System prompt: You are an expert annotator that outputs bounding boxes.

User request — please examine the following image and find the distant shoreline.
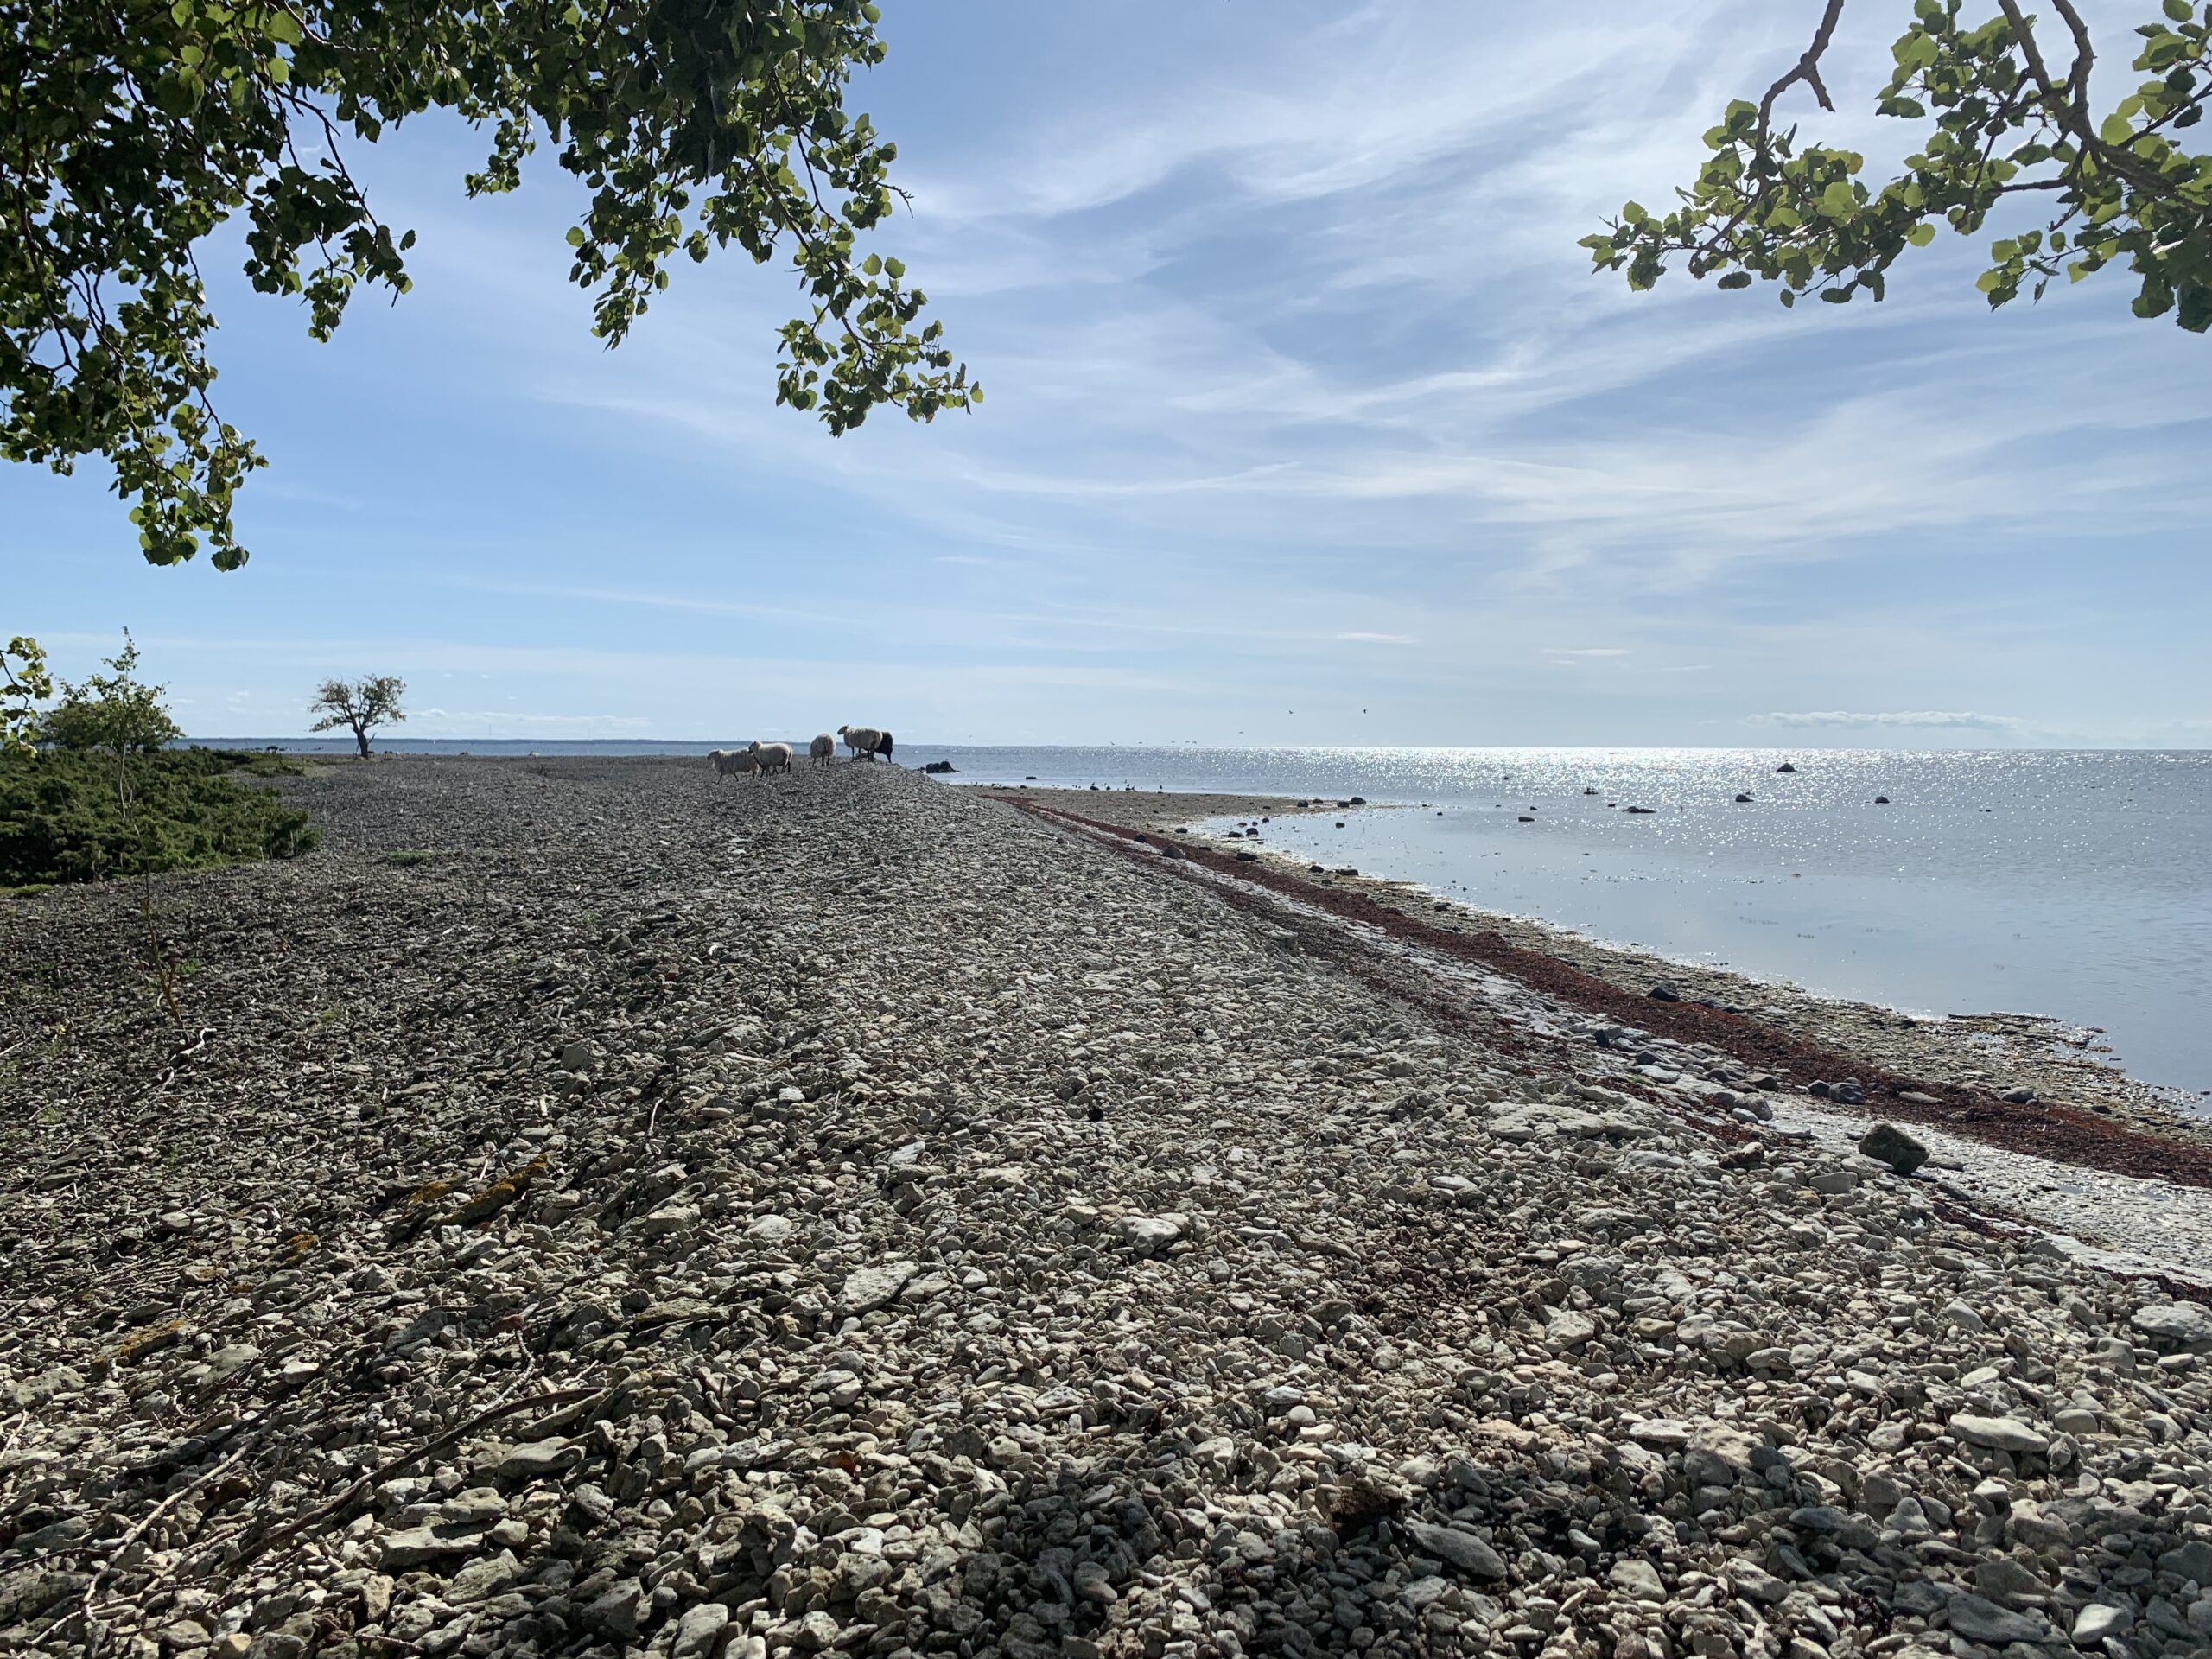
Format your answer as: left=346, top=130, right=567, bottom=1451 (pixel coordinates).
left=1001, top=785, right=2212, bottom=1138
left=181, top=737, right=2212, bottom=754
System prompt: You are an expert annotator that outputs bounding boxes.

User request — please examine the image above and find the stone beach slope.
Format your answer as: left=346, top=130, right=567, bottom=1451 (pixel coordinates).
left=1000, top=790, right=2208, bottom=1157
left=1, top=756, right=2209, bottom=1659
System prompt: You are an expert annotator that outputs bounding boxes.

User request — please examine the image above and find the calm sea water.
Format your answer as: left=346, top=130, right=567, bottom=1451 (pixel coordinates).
left=199, top=740, right=2211, bottom=1099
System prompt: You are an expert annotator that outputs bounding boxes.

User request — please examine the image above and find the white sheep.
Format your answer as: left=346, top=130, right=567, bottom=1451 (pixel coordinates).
left=838, top=724, right=884, bottom=760
left=709, top=748, right=759, bottom=779
left=748, top=740, right=795, bottom=775
left=809, top=733, right=835, bottom=764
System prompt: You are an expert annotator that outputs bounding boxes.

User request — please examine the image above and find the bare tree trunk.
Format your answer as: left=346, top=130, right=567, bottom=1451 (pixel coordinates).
left=354, top=721, right=371, bottom=759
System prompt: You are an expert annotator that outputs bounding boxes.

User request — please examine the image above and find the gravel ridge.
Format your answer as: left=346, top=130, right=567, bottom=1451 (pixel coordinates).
left=2, top=757, right=2209, bottom=1659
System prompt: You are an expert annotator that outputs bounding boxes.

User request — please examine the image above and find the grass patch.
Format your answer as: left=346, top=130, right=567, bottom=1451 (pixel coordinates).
left=380, top=849, right=438, bottom=868
left=0, top=747, right=318, bottom=887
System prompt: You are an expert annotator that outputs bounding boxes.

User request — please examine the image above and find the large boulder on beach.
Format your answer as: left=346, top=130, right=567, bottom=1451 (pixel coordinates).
left=1859, top=1121, right=1929, bottom=1175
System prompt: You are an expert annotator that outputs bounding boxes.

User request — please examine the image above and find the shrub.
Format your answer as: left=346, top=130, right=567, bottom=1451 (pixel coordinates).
left=0, top=748, right=317, bottom=887
left=39, top=630, right=181, bottom=765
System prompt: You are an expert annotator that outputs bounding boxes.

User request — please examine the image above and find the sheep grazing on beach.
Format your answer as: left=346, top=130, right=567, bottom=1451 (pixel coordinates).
left=809, top=734, right=835, bottom=765
left=709, top=748, right=759, bottom=779
left=838, top=724, right=884, bottom=760
left=748, top=740, right=795, bottom=775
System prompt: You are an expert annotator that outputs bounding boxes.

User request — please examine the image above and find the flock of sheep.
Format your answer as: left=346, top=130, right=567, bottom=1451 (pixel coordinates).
left=708, top=723, right=893, bottom=779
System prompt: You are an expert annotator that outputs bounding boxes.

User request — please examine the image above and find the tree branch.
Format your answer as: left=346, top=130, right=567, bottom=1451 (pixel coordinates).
left=1992, top=0, right=2166, bottom=194
left=2045, top=0, right=2098, bottom=106
left=1757, top=0, right=1849, bottom=152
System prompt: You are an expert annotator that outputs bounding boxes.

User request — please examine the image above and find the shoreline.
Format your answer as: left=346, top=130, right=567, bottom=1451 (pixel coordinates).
left=995, top=787, right=2209, bottom=1148
left=6, top=757, right=2210, bottom=1659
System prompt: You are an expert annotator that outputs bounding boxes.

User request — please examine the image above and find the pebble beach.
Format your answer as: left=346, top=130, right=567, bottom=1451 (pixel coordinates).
left=4, top=757, right=2211, bottom=1659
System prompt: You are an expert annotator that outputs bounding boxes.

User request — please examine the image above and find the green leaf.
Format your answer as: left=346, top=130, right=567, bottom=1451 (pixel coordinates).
left=1716, top=270, right=1753, bottom=289
left=2164, top=0, right=2191, bottom=18
left=861, top=251, right=881, bottom=276
left=1819, top=180, right=1858, bottom=217
left=1907, top=223, right=1936, bottom=246
left=565, top=226, right=586, bottom=247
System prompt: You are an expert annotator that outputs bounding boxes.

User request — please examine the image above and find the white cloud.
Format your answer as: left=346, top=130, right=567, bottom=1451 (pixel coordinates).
left=1750, top=710, right=2030, bottom=733
left=408, top=709, right=656, bottom=735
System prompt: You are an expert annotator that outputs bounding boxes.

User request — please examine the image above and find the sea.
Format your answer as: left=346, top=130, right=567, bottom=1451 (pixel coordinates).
left=198, top=739, right=2212, bottom=1101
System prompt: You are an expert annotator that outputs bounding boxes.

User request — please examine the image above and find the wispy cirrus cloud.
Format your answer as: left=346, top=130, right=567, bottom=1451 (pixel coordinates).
left=1750, top=710, right=2030, bottom=733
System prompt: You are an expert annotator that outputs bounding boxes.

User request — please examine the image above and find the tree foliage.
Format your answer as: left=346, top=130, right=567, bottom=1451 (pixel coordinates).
left=308, top=673, right=405, bottom=756
left=2, top=637, right=52, bottom=753
left=2, top=0, right=976, bottom=575
left=40, top=631, right=184, bottom=785
left=1584, top=1, right=2212, bottom=328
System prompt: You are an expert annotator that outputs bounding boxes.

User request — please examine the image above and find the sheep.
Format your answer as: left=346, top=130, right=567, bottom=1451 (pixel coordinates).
left=877, top=730, right=894, bottom=764
left=748, top=740, right=795, bottom=775
left=709, top=747, right=758, bottom=779
left=809, top=733, right=835, bottom=765
left=837, top=724, right=884, bottom=760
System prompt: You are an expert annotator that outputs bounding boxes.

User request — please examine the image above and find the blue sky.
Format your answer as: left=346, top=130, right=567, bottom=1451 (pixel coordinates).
left=10, top=0, right=2209, bottom=747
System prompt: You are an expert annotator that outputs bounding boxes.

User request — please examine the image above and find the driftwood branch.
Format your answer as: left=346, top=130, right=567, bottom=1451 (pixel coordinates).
left=79, top=1435, right=263, bottom=1655
left=237, top=1384, right=600, bottom=1565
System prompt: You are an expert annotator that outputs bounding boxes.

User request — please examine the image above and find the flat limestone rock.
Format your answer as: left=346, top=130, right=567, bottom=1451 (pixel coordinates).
left=1949, top=1414, right=2049, bottom=1455
left=840, top=1261, right=917, bottom=1315
left=1489, top=1103, right=1610, bottom=1142
left=1607, top=1559, right=1665, bottom=1601
left=1117, top=1214, right=1189, bottom=1255
left=378, top=1527, right=487, bottom=1570
left=1943, top=1593, right=2050, bottom=1645
left=1543, top=1307, right=1596, bottom=1349
left=1401, top=1519, right=1505, bottom=1580
left=2131, top=1301, right=2212, bottom=1347
left=492, top=1439, right=581, bottom=1483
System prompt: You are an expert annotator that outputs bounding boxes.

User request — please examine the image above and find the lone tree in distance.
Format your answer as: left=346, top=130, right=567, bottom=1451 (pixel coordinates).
left=1584, top=0, right=2212, bottom=328
left=310, top=677, right=406, bottom=759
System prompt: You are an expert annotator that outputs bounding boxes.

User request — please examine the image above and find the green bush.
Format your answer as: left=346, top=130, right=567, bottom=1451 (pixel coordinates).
left=38, top=629, right=182, bottom=758
left=0, top=748, right=317, bottom=887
